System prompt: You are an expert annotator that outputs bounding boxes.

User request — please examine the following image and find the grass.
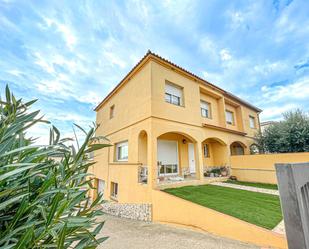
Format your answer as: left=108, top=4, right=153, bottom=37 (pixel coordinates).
left=225, top=180, right=278, bottom=190
left=163, top=184, right=282, bottom=229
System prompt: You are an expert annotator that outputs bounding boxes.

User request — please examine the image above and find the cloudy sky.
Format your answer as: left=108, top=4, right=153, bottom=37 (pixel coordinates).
left=0, top=0, right=308, bottom=144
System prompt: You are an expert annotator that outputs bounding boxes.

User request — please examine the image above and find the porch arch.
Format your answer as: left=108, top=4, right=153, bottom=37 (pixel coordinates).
left=230, top=141, right=246, bottom=155
left=157, top=131, right=198, bottom=179
left=202, top=137, right=229, bottom=168
left=250, top=143, right=260, bottom=154
left=138, top=130, right=148, bottom=165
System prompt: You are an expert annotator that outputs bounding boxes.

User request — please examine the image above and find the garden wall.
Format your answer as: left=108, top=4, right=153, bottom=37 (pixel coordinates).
left=230, top=152, right=309, bottom=184
left=151, top=190, right=287, bottom=248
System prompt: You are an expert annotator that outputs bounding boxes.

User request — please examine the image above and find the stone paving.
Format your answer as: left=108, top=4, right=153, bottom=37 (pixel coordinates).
left=210, top=182, right=279, bottom=196
left=272, top=220, right=285, bottom=235
left=98, top=215, right=258, bottom=249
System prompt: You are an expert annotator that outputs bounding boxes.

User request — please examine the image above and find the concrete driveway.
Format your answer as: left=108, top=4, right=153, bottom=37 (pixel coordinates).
left=98, top=215, right=259, bottom=249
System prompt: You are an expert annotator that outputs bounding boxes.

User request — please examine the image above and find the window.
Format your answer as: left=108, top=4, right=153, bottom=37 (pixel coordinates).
left=116, top=141, right=128, bottom=161
left=110, top=105, right=115, bottom=119
left=226, top=110, right=234, bottom=125
left=203, top=144, right=210, bottom=158
left=165, top=82, right=183, bottom=106
left=249, top=116, right=256, bottom=128
left=111, top=182, right=118, bottom=199
left=201, top=101, right=211, bottom=118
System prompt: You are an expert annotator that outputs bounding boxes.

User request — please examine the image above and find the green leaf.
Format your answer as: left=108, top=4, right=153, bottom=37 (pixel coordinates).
left=46, top=192, right=63, bottom=226
left=15, top=226, right=34, bottom=249
left=57, top=222, right=67, bottom=249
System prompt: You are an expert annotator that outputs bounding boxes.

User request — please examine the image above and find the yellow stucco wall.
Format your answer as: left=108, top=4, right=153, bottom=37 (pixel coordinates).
left=152, top=190, right=287, bottom=249
left=231, top=152, right=309, bottom=184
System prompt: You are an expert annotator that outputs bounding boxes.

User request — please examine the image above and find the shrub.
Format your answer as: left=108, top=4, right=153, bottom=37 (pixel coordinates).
left=256, top=109, right=309, bottom=153
left=0, top=86, right=109, bottom=248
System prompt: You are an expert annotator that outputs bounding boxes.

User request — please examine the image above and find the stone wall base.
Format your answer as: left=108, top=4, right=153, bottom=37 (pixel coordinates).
left=101, top=202, right=152, bottom=222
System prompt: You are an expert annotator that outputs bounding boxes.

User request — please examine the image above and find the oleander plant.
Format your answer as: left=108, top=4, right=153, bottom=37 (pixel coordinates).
left=0, top=85, right=109, bottom=248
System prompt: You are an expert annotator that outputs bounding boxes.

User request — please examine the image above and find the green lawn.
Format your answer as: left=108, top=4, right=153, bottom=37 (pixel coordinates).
left=163, top=184, right=282, bottom=229
left=225, top=180, right=278, bottom=190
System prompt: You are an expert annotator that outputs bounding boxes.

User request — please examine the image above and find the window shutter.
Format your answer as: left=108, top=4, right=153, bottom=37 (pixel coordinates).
left=165, top=84, right=182, bottom=98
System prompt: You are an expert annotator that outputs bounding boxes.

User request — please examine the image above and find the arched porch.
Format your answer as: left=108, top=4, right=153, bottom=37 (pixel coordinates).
left=201, top=137, right=229, bottom=174
left=156, top=132, right=199, bottom=183
left=230, top=141, right=246, bottom=155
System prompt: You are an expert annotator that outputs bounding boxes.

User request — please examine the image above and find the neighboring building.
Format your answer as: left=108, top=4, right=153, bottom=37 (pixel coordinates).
left=92, top=51, right=261, bottom=203
left=260, top=121, right=276, bottom=133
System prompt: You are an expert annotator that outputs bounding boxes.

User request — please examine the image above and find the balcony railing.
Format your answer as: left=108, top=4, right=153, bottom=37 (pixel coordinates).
left=138, top=166, right=148, bottom=184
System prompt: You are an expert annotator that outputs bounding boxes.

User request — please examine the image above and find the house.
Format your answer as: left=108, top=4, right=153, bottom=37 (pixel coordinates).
left=92, top=50, right=261, bottom=204
left=260, top=121, right=276, bottom=133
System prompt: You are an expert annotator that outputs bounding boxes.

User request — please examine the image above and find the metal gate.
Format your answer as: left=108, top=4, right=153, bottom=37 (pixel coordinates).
left=275, top=162, right=309, bottom=249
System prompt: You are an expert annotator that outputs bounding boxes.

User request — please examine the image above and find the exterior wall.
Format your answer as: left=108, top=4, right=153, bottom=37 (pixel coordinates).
left=243, top=106, right=260, bottom=137
left=95, top=62, right=152, bottom=136
left=93, top=119, right=153, bottom=204
left=231, top=152, right=309, bottom=184
left=200, top=92, right=220, bottom=126
left=150, top=60, right=259, bottom=137
left=152, top=190, right=287, bottom=249
left=225, top=102, right=239, bottom=131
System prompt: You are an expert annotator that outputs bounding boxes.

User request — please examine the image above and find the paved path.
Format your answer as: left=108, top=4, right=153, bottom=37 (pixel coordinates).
left=272, top=220, right=285, bottom=235
left=98, top=215, right=258, bottom=249
left=210, top=182, right=279, bottom=196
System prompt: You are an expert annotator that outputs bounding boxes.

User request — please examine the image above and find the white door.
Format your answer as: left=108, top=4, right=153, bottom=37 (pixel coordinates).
left=188, top=143, right=196, bottom=173
left=97, top=179, right=105, bottom=198
left=157, top=140, right=178, bottom=175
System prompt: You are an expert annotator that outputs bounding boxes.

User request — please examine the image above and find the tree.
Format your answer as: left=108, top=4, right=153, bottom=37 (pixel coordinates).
left=256, top=109, right=309, bottom=153
left=0, top=86, right=109, bottom=248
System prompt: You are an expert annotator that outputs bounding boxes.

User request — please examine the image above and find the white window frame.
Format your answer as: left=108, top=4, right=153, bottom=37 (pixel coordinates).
left=249, top=116, right=256, bottom=128
left=226, top=110, right=234, bottom=125
left=115, top=141, right=128, bottom=162
left=111, top=182, right=118, bottom=199
left=201, top=101, right=211, bottom=118
left=165, top=82, right=183, bottom=106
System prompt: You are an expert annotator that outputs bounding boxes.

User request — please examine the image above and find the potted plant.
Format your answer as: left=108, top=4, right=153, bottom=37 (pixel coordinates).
left=220, top=166, right=228, bottom=177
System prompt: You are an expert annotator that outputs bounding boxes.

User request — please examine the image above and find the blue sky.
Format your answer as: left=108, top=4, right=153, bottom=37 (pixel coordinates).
left=0, top=0, right=309, bottom=144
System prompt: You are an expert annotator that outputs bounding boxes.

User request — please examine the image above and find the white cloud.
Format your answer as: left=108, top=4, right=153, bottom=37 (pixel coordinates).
left=220, top=49, right=232, bottom=61
left=34, top=52, right=55, bottom=74
left=261, top=77, right=309, bottom=102
left=253, top=60, right=289, bottom=76
left=260, top=103, right=298, bottom=121
left=228, top=11, right=245, bottom=29
left=42, top=17, right=77, bottom=50
left=103, top=51, right=127, bottom=69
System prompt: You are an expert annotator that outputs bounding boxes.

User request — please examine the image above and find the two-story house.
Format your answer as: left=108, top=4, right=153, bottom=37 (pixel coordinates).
left=92, top=51, right=261, bottom=204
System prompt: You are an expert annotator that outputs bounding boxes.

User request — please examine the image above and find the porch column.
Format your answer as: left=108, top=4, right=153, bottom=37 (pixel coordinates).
left=148, top=133, right=158, bottom=189
left=195, top=140, right=204, bottom=180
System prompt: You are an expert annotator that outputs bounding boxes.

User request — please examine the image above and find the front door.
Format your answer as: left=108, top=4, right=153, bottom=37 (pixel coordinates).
left=157, top=140, right=178, bottom=176
left=188, top=143, right=196, bottom=173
